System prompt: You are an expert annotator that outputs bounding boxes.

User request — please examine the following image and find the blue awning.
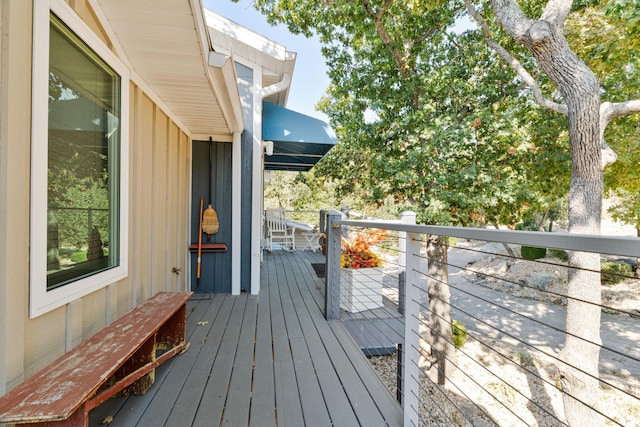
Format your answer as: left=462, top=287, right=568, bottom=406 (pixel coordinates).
left=262, top=101, right=337, bottom=172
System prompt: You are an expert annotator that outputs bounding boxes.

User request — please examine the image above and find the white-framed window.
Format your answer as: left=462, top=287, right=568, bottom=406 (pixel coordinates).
left=30, top=0, right=129, bottom=318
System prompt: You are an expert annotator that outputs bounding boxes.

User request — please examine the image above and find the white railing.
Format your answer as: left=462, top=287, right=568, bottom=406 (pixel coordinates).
left=324, top=210, right=640, bottom=426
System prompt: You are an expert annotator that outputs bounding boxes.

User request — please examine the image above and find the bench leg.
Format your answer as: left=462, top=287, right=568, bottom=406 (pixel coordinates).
left=157, top=303, right=187, bottom=350
left=86, top=341, right=185, bottom=413
left=116, top=337, right=157, bottom=395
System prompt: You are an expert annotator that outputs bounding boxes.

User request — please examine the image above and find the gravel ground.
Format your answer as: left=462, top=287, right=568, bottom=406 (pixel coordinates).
left=369, top=239, right=640, bottom=426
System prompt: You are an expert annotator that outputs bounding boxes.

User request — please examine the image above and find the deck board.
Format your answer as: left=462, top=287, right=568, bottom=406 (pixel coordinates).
left=249, top=267, right=277, bottom=427
left=269, top=253, right=306, bottom=426
left=330, top=322, right=404, bottom=427
left=277, top=255, right=333, bottom=426
left=140, top=294, right=227, bottom=426
left=88, top=250, right=402, bottom=427
left=192, top=296, right=247, bottom=426
left=343, top=317, right=404, bottom=356
left=221, top=296, right=258, bottom=426
left=287, top=252, right=370, bottom=426
left=162, top=294, right=233, bottom=426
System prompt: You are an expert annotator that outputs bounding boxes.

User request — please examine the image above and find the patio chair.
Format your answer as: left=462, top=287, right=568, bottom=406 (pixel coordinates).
left=265, top=209, right=295, bottom=251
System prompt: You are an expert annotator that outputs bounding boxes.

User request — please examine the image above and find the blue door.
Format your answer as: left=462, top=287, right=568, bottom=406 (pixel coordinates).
left=190, top=140, right=232, bottom=293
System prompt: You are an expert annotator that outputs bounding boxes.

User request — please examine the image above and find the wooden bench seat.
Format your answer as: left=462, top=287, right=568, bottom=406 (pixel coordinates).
left=0, top=291, right=192, bottom=426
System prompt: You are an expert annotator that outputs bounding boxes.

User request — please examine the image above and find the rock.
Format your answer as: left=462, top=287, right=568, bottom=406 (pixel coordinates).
left=459, top=407, right=494, bottom=427
left=492, top=260, right=508, bottom=275
left=525, top=274, right=555, bottom=291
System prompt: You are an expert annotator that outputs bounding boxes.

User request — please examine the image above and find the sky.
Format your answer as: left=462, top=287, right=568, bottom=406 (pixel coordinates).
left=203, top=1, right=475, bottom=122
left=203, top=0, right=330, bottom=121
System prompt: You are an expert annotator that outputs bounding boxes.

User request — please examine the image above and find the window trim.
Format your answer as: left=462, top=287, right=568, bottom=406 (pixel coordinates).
left=30, top=0, right=129, bottom=318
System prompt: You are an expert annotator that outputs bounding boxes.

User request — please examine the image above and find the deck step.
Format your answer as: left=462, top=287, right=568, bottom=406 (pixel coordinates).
left=342, top=317, right=404, bottom=357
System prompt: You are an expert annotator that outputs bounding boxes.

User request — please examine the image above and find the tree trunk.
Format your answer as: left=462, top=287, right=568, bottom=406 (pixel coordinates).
left=491, top=3, right=605, bottom=425
left=426, top=235, right=456, bottom=385
left=535, top=39, right=605, bottom=427
left=492, top=223, right=516, bottom=258
left=536, top=39, right=604, bottom=427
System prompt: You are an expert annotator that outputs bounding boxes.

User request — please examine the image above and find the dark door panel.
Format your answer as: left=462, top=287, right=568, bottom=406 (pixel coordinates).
left=190, top=140, right=232, bottom=293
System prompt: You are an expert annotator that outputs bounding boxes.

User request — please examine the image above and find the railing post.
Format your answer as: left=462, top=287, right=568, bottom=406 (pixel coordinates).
left=325, top=210, right=342, bottom=320
left=403, top=231, right=421, bottom=426
left=398, top=211, right=416, bottom=315
left=319, top=209, right=326, bottom=234
left=340, top=207, right=350, bottom=238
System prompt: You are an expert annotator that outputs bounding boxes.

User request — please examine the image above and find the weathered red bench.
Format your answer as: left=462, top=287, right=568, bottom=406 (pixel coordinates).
left=0, top=291, right=192, bottom=426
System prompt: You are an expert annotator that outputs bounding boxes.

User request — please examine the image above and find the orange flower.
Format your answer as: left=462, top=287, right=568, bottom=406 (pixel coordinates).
left=340, top=230, right=389, bottom=269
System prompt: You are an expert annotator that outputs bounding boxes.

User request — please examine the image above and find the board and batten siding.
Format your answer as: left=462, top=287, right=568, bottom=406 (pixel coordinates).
left=126, top=83, right=191, bottom=315
left=0, top=1, right=191, bottom=394
left=190, top=140, right=233, bottom=293
left=0, top=0, right=33, bottom=394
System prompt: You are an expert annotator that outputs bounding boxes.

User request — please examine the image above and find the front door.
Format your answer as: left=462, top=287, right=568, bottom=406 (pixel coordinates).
left=190, top=140, right=232, bottom=293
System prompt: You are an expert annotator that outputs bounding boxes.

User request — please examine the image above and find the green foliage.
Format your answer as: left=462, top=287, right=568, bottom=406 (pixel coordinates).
left=607, top=191, right=640, bottom=230
left=255, top=0, right=575, bottom=228
left=517, top=218, right=550, bottom=260
left=70, top=251, right=87, bottom=263
left=48, top=118, right=110, bottom=252
left=549, top=249, right=569, bottom=262
left=520, top=246, right=547, bottom=260
left=451, top=319, right=467, bottom=348
left=515, top=219, right=539, bottom=231
left=604, top=0, right=640, bottom=52
left=601, top=261, right=633, bottom=284
left=512, top=350, right=535, bottom=368
left=254, top=0, right=636, bottom=233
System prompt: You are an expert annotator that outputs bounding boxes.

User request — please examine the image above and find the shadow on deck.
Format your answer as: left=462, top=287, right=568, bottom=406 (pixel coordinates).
left=89, top=250, right=402, bottom=426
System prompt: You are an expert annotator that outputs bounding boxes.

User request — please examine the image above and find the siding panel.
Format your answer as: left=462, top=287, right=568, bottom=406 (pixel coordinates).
left=152, top=109, right=168, bottom=292
left=0, top=2, right=193, bottom=395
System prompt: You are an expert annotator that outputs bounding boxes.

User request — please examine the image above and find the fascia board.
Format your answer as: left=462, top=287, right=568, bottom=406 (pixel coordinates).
left=205, top=8, right=289, bottom=62
left=207, top=51, right=245, bottom=133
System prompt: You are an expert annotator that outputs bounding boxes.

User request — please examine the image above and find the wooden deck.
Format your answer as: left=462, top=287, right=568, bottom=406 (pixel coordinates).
left=88, top=250, right=402, bottom=426
left=341, top=289, right=404, bottom=357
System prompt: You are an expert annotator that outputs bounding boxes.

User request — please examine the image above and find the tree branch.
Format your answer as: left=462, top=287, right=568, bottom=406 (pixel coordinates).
left=362, top=0, right=409, bottom=75
left=490, top=0, right=531, bottom=41
left=599, top=100, right=640, bottom=168
left=540, top=0, right=572, bottom=26
left=464, top=0, right=568, bottom=116
left=601, top=100, right=640, bottom=126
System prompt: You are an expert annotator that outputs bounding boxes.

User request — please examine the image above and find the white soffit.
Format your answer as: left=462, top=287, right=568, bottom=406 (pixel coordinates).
left=94, top=0, right=241, bottom=138
left=205, top=9, right=296, bottom=107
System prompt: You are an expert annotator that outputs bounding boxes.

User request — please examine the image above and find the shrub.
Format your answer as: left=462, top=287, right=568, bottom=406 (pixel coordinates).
left=601, top=261, right=633, bottom=284
left=512, top=350, right=535, bottom=368
left=549, top=248, right=568, bottom=262
left=521, top=246, right=547, bottom=260
left=70, top=251, right=87, bottom=263
left=451, top=319, right=467, bottom=348
left=515, top=219, right=538, bottom=231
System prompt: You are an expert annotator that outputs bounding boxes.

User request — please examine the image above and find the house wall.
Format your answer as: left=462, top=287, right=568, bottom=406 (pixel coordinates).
left=0, top=0, right=191, bottom=393
left=0, top=0, right=32, bottom=394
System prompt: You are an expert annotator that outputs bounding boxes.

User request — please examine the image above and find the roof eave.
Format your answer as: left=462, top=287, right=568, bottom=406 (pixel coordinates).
left=192, top=0, right=244, bottom=133
left=92, top=0, right=242, bottom=139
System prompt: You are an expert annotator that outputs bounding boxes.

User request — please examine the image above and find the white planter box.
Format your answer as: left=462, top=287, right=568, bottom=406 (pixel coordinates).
left=340, top=267, right=383, bottom=313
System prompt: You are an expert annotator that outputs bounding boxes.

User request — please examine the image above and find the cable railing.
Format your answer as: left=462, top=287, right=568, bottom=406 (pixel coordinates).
left=322, top=210, right=640, bottom=426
